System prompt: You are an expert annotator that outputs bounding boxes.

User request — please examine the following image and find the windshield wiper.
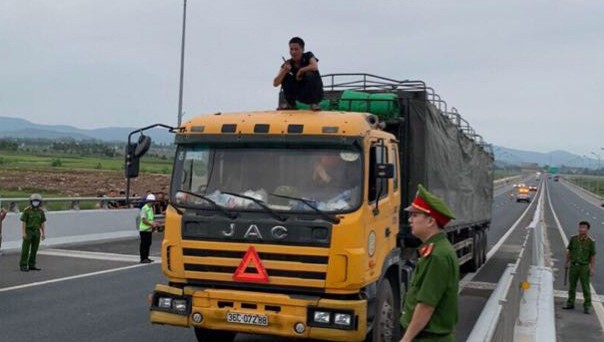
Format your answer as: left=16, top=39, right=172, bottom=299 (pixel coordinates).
left=269, top=193, right=340, bottom=224
left=175, top=190, right=238, bottom=219
left=221, top=191, right=287, bottom=222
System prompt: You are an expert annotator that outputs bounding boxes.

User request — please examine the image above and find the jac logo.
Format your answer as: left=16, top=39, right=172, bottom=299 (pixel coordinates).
left=221, top=223, right=288, bottom=240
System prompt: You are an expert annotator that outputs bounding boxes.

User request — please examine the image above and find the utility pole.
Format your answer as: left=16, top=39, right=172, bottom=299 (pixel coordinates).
left=592, top=151, right=601, bottom=195
left=177, top=0, right=188, bottom=127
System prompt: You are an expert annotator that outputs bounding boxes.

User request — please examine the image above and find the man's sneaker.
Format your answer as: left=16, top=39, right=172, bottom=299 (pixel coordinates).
left=20, top=267, right=29, bottom=272
left=584, top=307, right=591, bottom=314
left=562, top=304, right=574, bottom=310
left=29, top=266, right=42, bottom=271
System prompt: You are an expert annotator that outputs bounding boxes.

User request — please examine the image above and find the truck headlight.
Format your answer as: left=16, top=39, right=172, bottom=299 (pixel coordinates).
left=334, top=313, right=352, bottom=326
left=172, top=299, right=187, bottom=313
left=313, top=311, right=330, bottom=324
left=158, top=297, right=172, bottom=309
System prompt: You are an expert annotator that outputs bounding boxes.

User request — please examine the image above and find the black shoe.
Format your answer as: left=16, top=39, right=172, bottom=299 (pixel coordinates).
left=584, top=307, right=590, bottom=314
left=562, top=304, right=574, bottom=310
left=140, top=259, right=153, bottom=264
left=20, top=267, right=29, bottom=272
left=29, top=266, right=41, bottom=271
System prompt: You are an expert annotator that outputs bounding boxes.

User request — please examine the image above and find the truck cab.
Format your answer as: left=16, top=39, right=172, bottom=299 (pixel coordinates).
left=151, top=110, right=402, bottom=341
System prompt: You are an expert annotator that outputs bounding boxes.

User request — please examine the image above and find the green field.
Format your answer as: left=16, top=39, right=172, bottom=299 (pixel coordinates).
left=0, top=151, right=173, bottom=174
left=494, top=170, right=520, bottom=180
left=567, top=177, right=604, bottom=197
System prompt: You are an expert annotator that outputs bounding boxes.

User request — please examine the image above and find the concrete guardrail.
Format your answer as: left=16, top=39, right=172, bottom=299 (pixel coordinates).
left=467, top=186, right=556, bottom=341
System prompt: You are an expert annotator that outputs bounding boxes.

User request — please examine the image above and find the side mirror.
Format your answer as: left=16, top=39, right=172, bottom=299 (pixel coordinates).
left=376, top=163, right=395, bottom=179
left=134, top=135, right=152, bottom=158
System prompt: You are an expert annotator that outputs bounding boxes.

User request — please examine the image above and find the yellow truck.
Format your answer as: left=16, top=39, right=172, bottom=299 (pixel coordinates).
left=127, top=74, right=494, bottom=341
left=515, top=186, right=532, bottom=203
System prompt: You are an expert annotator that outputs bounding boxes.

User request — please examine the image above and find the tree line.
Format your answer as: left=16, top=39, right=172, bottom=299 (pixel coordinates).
left=0, top=137, right=174, bottom=159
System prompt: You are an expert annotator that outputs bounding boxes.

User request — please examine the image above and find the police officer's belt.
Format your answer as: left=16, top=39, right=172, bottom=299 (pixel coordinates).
left=404, top=330, right=450, bottom=339
left=572, top=262, right=588, bottom=266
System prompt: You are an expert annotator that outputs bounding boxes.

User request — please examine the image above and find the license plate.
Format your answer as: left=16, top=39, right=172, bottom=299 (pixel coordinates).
left=226, top=312, right=268, bottom=326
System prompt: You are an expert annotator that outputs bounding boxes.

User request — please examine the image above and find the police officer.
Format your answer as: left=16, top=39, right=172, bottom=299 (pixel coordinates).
left=400, top=185, right=458, bottom=342
left=0, top=205, right=7, bottom=256
left=20, top=193, right=46, bottom=272
left=139, top=194, right=159, bottom=263
left=563, top=220, right=596, bottom=314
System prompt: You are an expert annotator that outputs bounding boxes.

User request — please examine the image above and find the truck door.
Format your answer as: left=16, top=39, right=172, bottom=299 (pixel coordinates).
left=365, top=141, right=397, bottom=277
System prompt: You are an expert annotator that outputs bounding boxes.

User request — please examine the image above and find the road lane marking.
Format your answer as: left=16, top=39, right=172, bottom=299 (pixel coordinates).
left=460, top=185, right=540, bottom=288
left=0, top=263, right=156, bottom=293
left=553, top=290, right=604, bottom=303
left=39, top=249, right=142, bottom=262
left=546, top=184, right=604, bottom=330
left=459, top=281, right=497, bottom=291
left=487, top=191, right=538, bottom=260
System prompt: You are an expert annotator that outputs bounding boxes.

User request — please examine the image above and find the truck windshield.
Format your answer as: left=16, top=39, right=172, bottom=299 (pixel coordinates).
left=173, top=145, right=362, bottom=214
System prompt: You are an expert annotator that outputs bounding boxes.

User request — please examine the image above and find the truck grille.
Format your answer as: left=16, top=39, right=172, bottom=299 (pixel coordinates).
left=181, top=244, right=329, bottom=288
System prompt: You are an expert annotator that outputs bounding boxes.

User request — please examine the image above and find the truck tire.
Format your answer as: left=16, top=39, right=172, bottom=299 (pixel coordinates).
left=365, top=278, right=398, bottom=342
left=481, top=231, right=487, bottom=264
left=478, top=231, right=485, bottom=266
left=194, top=328, right=236, bottom=342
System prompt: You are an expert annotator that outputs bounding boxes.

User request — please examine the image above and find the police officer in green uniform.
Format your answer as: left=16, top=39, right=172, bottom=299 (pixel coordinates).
left=20, top=193, right=46, bottom=272
left=0, top=205, right=7, bottom=255
left=563, top=220, right=596, bottom=314
left=400, top=185, right=458, bottom=342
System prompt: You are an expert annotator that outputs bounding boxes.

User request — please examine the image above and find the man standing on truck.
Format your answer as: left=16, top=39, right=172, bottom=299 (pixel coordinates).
left=400, top=185, right=458, bottom=342
left=562, top=220, right=596, bottom=314
left=273, top=36, right=323, bottom=110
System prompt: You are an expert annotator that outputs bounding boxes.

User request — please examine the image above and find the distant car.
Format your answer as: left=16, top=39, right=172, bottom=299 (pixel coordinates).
left=553, top=176, right=559, bottom=182
left=513, top=183, right=518, bottom=188
left=529, top=185, right=537, bottom=192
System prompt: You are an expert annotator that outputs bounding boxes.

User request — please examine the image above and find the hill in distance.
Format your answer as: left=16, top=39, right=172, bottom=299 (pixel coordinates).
left=0, top=116, right=597, bottom=167
left=0, top=116, right=174, bottom=145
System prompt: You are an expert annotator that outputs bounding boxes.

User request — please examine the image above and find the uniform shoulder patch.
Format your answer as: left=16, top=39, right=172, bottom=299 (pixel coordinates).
left=419, top=243, right=435, bottom=258
left=587, top=234, right=595, bottom=241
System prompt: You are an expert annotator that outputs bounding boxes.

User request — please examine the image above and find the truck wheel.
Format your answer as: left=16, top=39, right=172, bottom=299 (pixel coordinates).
left=365, top=278, right=398, bottom=342
left=481, top=231, right=487, bottom=264
left=478, top=231, right=485, bottom=266
left=194, top=328, right=236, bottom=342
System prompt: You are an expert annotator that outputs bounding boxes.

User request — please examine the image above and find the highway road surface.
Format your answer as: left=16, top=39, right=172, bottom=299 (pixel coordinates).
left=1, top=177, right=574, bottom=342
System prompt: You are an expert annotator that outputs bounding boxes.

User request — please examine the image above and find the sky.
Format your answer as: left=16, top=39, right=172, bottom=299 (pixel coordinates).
left=1, top=0, right=603, bottom=156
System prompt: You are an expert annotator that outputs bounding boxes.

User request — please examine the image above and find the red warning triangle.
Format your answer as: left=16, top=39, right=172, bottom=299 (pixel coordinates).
left=233, top=246, right=269, bottom=283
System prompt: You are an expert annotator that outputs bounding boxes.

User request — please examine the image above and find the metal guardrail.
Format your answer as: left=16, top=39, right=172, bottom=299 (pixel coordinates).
left=493, top=175, right=521, bottom=189
left=0, top=196, right=147, bottom=212
left=467, top=224, right=533, bottom=341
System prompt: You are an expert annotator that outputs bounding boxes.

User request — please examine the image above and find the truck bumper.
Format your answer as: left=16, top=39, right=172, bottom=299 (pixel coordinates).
left=150, top=284, right=368, bottom=341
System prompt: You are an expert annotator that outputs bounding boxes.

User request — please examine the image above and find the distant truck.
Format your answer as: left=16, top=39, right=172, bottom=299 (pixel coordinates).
left=129, top=74, right=494, bottom=341
left=516, top=186, right=531, bottom=203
